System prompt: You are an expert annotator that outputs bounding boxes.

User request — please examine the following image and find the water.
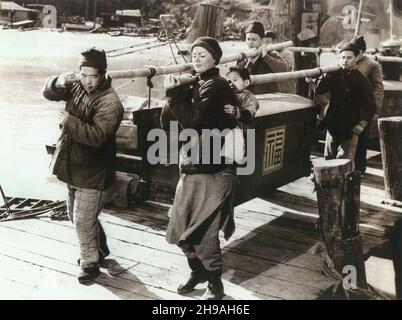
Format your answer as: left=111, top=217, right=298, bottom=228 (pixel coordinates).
left=0, top=29, right=171, bottom=200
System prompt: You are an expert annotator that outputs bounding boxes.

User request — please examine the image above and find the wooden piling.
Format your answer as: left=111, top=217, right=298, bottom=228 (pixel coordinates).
left=313, top=159, right=367, bottom=289
left=378, top=117, right=402, bottom=206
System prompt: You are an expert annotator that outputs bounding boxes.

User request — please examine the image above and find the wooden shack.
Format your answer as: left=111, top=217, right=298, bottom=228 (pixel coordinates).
left=0, top=1, right=38, bottom=25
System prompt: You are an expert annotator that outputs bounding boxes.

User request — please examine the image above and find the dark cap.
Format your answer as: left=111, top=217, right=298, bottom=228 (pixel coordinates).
left=79, top=47, right=107, bottom=71
left=264, top=30, right=277, bottom=40
left=352, top=35, right=366, bottom=52
left=246, top=21, right=264, bottom=39
left=340, top=42, right=359, bottom=56
left=191, top=36, right=223, bottom=64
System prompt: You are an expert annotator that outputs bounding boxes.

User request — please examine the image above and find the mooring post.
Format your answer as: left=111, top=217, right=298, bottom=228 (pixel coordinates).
left=313, top=158, right=367, bottom=289
left=378, top=117, right=402, bottom=206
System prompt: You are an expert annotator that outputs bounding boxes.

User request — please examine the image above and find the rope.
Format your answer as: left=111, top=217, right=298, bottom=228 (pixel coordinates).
left=161, top=20, right=187, bottom=63
left=172, top=39, right=187, bottom=63
left=240, top=52, right=247, bottom=62
left=115, top=79, right=136, bottom=92
left=164, top=27, right=178, bottom=65
left=146, top=66, right=157, bottom=109
left=105, top=40, right=158, bottom=54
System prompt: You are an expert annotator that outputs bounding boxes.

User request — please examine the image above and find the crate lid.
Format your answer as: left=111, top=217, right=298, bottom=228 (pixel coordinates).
left=255, top=93, right=313, bottom=117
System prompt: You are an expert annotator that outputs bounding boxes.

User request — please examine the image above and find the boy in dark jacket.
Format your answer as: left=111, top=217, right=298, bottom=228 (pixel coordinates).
left=42, top=48, right=124, bottom=284
left=352, top=36, right=384, bottom=174
left=316, top=43, right=376, bottom=168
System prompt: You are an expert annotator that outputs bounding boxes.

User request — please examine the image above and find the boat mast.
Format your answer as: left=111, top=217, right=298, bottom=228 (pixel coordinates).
left=93, top=0, right=98, bottom=29
left=390, top=1, right=394, bottom=39
left=355, top=0, right=364, bottom=36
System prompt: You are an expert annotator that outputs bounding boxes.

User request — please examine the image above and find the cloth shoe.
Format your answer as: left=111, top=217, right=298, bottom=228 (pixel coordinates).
left=201, top=270, right=224, bottom=300
left=78, top=265, right=100, bottom=284
left=177, top=258, right=208, bottom=294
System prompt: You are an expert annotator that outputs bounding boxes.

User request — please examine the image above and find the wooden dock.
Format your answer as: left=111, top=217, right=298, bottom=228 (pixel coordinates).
left=0, top=151, right=400, bottom=300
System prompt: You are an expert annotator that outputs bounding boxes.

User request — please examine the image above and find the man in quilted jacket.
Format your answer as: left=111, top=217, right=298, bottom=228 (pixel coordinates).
left=42, top=48, right=124, bottom=284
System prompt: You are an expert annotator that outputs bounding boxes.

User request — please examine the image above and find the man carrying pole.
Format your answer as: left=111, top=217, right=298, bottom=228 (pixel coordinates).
left=237, top=21, right=288, bottom=94
left=42, top=48, right=124, bottom=284
left=315, top=42, right=376, bottom=167
left=352, top=35, right=384, bottom=175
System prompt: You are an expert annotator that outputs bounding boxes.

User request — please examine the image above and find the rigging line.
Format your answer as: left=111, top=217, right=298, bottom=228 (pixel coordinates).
left=107, top=42, right=168, bottom=57
left=106, top=39, right=159, bottom=54
left=115, top=79, right=136, bottom=92
left=164, top=26, right=179, bottom=65
left=171, top=35, right=187, bottom=63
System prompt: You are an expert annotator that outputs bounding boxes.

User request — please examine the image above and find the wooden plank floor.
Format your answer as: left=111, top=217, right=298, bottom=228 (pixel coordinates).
left=0, top=151, right=400, bottom=300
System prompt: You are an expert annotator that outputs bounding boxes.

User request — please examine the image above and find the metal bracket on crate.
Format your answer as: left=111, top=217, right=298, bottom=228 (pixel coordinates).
left=146, top=66, right=157, bottom=109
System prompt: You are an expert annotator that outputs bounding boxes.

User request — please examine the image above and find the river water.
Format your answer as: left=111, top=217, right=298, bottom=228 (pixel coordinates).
left=0, top=29, right=172, bottom=200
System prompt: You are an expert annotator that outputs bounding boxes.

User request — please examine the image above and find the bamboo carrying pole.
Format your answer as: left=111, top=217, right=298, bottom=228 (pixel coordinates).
left=72, top=43, right=401, bottom=81
left=219, top=41, right=294, bottom=64
left=368, top=55, right=402, bottom=64
left=313, top=159, right=368, bottom=289
left=288, top=47, right=338, bottom=54
left=175, top=65, right=340, bottom=86
left=107, top=41, right=294, bottom=80
left=250, top=65, right=340, bottom=85
left=378, top=117, right=402, bottom=206
left=289, top=47, right=402, bottom=63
